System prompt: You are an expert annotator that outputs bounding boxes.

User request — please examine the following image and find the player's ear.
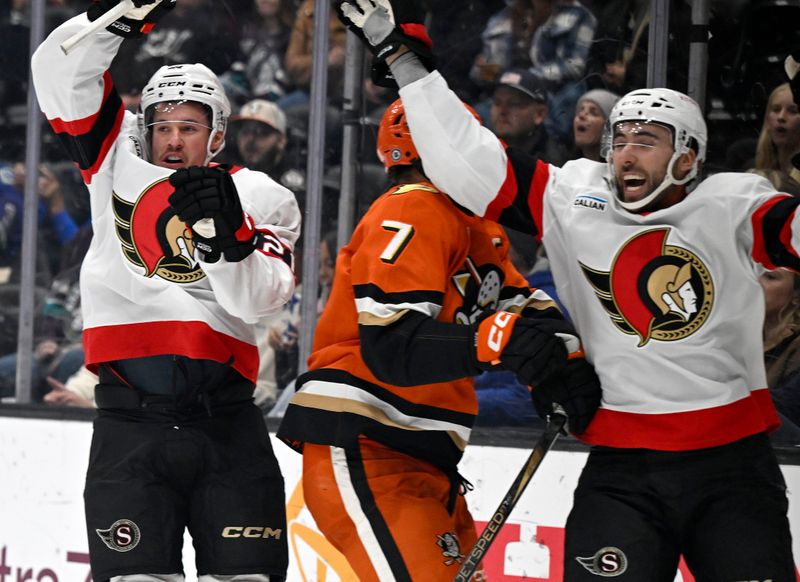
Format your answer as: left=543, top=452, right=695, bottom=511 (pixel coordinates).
left=676, top=148, right=696, bottom=177
left=210, top=130, right=224, bottom=153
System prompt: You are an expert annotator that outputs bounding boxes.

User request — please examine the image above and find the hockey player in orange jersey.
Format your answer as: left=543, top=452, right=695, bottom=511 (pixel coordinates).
left=277, top=99, right=601, bottom=581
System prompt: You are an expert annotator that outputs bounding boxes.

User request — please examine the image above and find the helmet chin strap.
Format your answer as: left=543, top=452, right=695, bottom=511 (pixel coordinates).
left=616, top=150, right=698, bottom=212
left=204, top=129, right=225, bottom=165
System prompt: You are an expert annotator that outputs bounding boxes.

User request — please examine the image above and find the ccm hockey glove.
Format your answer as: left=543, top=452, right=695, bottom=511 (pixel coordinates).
left=474, top=311, right=568, bottom=388
left=87, top=0, right=177, bottom=38
left=168, top=166, right=258, bottom=263
left=335, top=0, right=435, bottom=87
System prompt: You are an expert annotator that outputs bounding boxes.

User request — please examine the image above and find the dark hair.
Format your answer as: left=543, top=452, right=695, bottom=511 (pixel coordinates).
left=386, top=160, right=425, bottom=185
left=321, top=229, right=338, bottom=257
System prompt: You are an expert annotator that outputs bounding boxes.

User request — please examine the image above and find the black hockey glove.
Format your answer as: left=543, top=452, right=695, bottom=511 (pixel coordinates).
left=531, top=355, right=602, bottom=436
left=87, top=0, right=177, bottom=38
left=335, top=0, right=435, bottom=88
left=168, top=166, right=258, bottom=263
left=473, top=311, right=568, bottom=388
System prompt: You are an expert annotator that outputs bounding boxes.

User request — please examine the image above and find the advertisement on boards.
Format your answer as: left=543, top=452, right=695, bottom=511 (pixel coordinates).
left=0, top=416, right=798, bottom=581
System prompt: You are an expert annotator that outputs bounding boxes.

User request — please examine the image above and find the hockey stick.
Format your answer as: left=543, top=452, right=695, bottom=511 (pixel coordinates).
left=453, top=412, right=567, bottom=582
left=60, top=0, right=135, bottom=55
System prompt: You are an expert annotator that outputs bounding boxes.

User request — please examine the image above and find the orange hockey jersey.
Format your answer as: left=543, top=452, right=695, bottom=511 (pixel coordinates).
left=278, top=182, right=557, bottom=469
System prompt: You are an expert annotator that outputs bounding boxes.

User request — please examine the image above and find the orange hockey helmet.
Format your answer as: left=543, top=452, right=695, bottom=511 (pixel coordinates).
left=376, top=98, right=481, bottom=170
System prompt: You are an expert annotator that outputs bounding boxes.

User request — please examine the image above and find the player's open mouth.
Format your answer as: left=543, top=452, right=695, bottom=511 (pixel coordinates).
left=623, top=174, right=646, bottom=192
left=163, top=155, right=184, bottom=165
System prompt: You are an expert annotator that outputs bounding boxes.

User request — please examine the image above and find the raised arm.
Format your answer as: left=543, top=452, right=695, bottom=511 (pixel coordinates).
left=334, top=0, right=545, bottom=234
left=31, top=0, right=175, bottom=182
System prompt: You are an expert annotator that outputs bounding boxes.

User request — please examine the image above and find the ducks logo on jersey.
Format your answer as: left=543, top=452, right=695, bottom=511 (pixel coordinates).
left=579, top=228, right=714, bottom=346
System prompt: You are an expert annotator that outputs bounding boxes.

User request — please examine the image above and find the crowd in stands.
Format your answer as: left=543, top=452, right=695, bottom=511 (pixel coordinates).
left=2, top=0, right=800, bottom=442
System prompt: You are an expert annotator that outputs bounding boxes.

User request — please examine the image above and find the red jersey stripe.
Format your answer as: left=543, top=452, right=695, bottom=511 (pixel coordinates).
left=83, top=320, right=259, bottom=382
left=577, top=388, right=780, bottom=451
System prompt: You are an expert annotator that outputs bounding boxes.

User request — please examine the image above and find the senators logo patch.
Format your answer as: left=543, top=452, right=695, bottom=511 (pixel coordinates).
left=113, top=177, right=205, bottom=283
left=96, top=519, right=141, bottom=553
left=579, top=228, right=714, bottom=346
left=575, top=546, right=628, bottom=576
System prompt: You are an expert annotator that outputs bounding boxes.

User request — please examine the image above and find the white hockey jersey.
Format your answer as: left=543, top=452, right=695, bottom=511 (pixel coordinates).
left=399, top=72, right=800, bottom=451
left=31, top=15, right=301, bottom=384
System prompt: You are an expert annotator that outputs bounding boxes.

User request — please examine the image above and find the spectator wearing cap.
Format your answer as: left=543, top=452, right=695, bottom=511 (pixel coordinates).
left=230, top=99, right=288, bottom=176
left=226, top=98, right=309, bottom=212
left=572, top=88, right=620, bottom=161
left=491, top=68, right=569, bottom=165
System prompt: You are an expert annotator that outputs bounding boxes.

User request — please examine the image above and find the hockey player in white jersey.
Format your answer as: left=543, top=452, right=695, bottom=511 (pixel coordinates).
left=336, top=0, right=797, bottom=579
left=31, top=0, right=300, bottom=580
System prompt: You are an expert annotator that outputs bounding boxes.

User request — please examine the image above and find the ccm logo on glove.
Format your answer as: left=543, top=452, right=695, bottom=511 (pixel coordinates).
left=476, top=311, right=519, bottom=365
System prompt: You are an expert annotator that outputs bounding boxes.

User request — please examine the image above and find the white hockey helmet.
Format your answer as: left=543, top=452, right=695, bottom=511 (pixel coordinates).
left=604, top=88, right=707, bottom=212
left=137, top=63, right=231, bottom=164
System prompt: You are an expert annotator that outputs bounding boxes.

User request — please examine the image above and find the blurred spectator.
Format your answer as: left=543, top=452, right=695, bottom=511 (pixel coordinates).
left=525, top=0, right=597, bottom=144
left=224, top=98, right=328, bottom=221
left=0, top=0, right=77, bottom=152
left=0, top=0, right=32, bottom=156
left=0, top=221, right=90, bottom=402
left=754, top=83, right=800, bottom=179
left=42, top=367, right=96, bottom=408
left=253, top=314, right=281, bottom=412
left=267, top=229, right=337, bottom=393
left=470, top=0, right=536, bottom=91
left=583, top=0, right=692, bottom=95
left=760, top=269, right=800, bottom=443
left=0, top=161, right=83, bottom=285
left=282, top=0, right=347, bottom=110
left=37, top=163, right=82, bottom=269
left=0, top=162, right=22, bottom=281
left=583, top=0, right=647, bottom=93
left=220, top=0, right=295, bottom=106
left=229, top=99, right=290, bottom=175
left=322, top=162, right=389, bottom=225
left=110, top=0, right=240, bottom=101
left=427, top=0, right=504, bottom=103
left=491, top=68, right=568, bottom=165
left=571, top=88, right=619, bottom=161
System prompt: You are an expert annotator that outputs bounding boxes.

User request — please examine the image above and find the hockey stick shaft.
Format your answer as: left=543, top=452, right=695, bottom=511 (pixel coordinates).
left=60, top=0, right=135, bottom=55
left=453, top=413, right=567, bottom=582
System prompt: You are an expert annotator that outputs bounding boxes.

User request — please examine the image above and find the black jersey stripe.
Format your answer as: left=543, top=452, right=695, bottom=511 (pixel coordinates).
left=353, top=282, right=444, bottom=306
left=760, top=196, right=800, bottom=271
left=298, top=368, right=474, bottom=428
left=52, top=88, right=123, bottom=172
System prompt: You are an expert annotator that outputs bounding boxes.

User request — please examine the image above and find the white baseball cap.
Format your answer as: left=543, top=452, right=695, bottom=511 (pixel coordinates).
left=232, top=99, right=287, bottom=136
